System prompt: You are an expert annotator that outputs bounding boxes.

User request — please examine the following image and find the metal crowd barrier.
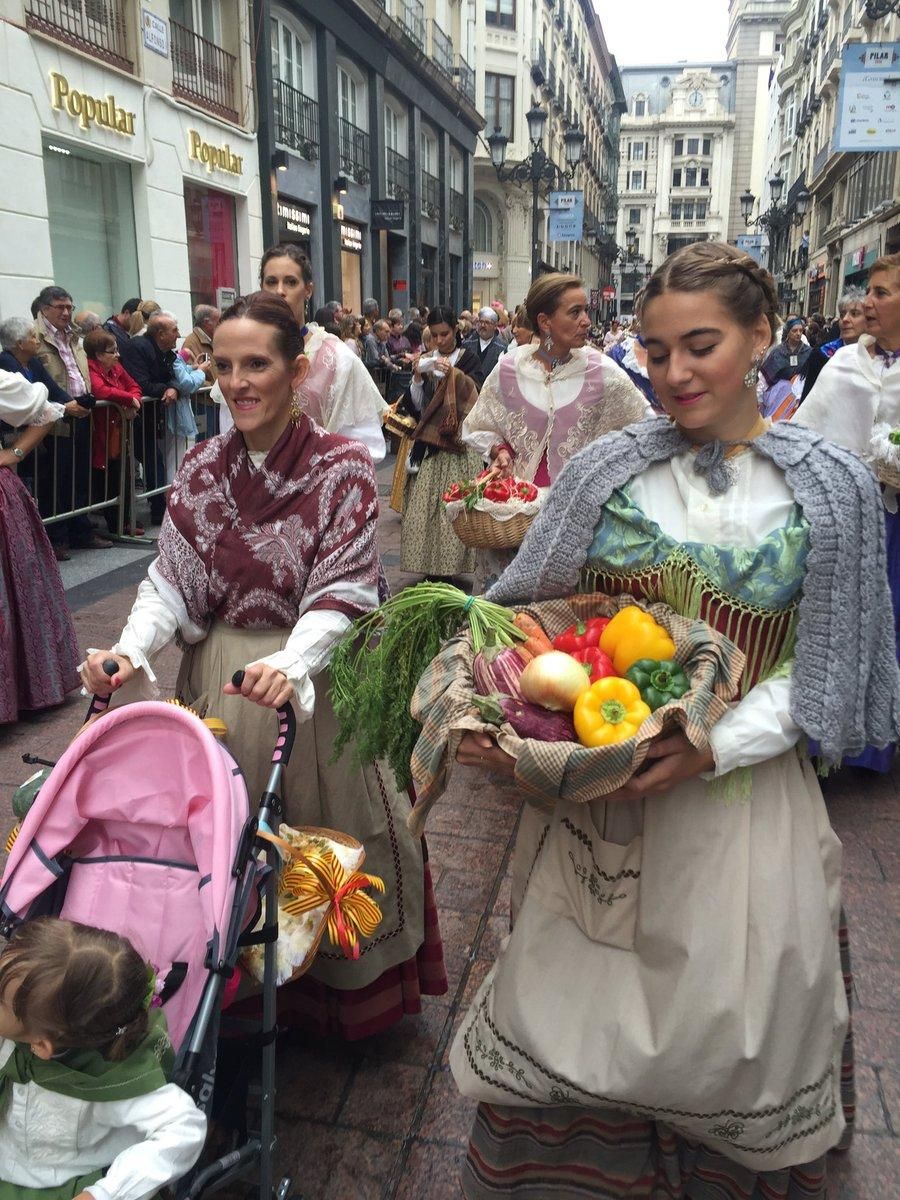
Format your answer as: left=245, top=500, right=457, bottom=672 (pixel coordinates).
left=14, top=387, right=218, bottom=547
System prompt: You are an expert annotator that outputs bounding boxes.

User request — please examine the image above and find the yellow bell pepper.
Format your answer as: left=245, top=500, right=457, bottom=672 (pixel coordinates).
left=598, top=605, right=676, bottom=674
left=573, top=677, right=652, bottom=747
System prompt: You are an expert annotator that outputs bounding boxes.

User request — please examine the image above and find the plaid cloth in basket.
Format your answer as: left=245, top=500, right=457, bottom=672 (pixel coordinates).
left=407, top=593, right=745, bottom=836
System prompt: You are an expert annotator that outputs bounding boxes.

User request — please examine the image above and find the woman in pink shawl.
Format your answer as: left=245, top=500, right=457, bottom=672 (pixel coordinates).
left=81, top=294, right=446, bottom=1040
left=214, top=244, right=387, bottom=461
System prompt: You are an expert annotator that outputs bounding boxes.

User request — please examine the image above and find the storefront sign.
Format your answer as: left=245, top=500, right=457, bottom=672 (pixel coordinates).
left=473, top=258, right=497, bottom=277
left=393, top=279, right=407, bottom=291
left=589, top=289, right=600, bottom=308
left=548, top=191, right=585, bottom=243
left=50, top=72, right=135, bottom=136
left=188, top=131, right=243, bottom=176
left=602, top=286, right=616, bottom=300
left=371, top=199, right=405, bottom=230
left=277, top=200, right=312, bottom=238
left=835, top=42, right=900, bottom=152
left=340, top=223, right=363, bottom=253
left=141, top=9, right=168, bottom=57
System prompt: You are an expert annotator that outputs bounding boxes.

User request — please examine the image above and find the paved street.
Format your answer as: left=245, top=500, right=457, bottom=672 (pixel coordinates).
left=0, top=455, right=896, bottom=1199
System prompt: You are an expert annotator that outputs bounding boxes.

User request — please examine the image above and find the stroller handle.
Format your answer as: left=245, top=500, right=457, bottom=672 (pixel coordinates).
left=231, top=670, right=296, bottom=767
left=84, top=659, right=121, bottom=722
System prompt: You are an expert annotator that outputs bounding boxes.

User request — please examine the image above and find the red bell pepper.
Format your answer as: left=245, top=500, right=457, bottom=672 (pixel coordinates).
left=553, top=616, right=611, bottom=654
left=571, top=646, right=617, bottom=681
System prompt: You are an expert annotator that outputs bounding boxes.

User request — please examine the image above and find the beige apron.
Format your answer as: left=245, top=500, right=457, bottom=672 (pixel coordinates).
left=450, top=749, right=847, bottom=1170
left=177, top=621, right=425, bottom=990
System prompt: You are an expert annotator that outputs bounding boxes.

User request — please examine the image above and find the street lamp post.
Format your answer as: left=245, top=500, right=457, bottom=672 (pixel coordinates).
left=587, top=219, right=623, bottom=321
left=740, top=171, right=809, bottom=274
left=487, top=103, right=585, bottom=281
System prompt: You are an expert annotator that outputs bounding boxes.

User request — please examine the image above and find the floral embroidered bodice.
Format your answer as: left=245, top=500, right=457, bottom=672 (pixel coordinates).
left=580, top=488, right=810, bottom=693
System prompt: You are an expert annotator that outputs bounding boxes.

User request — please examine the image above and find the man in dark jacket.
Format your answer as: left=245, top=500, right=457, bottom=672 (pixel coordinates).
left=462, top=308, right=506, bottom=380
left=119, top=313, right=179, bottom=523
left=103, top=298, right=141, bottom=352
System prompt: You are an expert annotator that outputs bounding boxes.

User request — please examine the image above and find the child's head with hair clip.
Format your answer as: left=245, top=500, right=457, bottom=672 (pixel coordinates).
left=0, top=917, right=150, bottom=1062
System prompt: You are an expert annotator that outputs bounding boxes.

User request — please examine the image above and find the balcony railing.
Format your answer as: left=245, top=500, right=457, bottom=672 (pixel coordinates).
left=429, top=19, right=453, bottom=79
left=455, top=54, right=475, bottom=104
left=171, top=20, right=237, bottom=122
left=273, top=79, right=319, bottom=160
left=386, top=147, right=410, bottom=198
left=396, top=0, right=425, bottom=50
left=450, top=187, right=465, bottom=231
left=339, top=117, right=370, bottom=183
left=421, top=169, right=440, bottom=218
left=531, top=41, right=547, bottom=85
left=26, top=0, right=131, bottom=72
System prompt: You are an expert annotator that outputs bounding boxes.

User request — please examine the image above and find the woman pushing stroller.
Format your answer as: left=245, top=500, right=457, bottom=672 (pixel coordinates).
left=0, top=917, right=205, bottom=1200
left=81, top=291, right=446, bottom=1040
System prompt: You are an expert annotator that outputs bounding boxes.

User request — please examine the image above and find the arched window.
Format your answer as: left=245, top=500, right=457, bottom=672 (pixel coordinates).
left=474, top=199, right=493, bottom=252
left=337, top=59, right=367, bottom=130
left=270, top=10, right=314, bottom=98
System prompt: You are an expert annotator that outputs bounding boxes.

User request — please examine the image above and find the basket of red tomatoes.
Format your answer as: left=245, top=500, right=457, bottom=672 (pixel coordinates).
left=442, top=469, right=543, bottom=550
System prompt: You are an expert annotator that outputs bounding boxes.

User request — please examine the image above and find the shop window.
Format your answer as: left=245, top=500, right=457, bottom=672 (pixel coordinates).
left=184, top=183, right=237, bottom=309
left=43, top=143, right=139, bottom=316
left=485, top=0, right=515, bottom=29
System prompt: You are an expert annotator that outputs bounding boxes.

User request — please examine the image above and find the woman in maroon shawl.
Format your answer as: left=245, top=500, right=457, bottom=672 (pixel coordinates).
left=81, top=293, right=447, bottom=1039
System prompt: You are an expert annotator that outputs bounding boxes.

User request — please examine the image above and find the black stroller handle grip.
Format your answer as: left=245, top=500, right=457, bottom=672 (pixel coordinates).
left=84, top=658, right=123, bottom=722
left=231, top=671, right=296, bottom=767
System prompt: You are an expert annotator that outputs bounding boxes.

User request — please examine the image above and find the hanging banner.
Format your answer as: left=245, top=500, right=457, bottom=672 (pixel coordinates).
left=548, top=191, right=585, bottom=243
left=834, top=42, right=900, bottom=152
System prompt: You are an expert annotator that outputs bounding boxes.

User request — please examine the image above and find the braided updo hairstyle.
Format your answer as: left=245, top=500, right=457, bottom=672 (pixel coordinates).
left=641, top=242, right=779, bottom=342
left=0, top=917, right=150, bottom=1061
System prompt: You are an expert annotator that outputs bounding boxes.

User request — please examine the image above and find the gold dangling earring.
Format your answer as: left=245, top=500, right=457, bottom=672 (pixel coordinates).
left=290, top=387, right=303, bottom=424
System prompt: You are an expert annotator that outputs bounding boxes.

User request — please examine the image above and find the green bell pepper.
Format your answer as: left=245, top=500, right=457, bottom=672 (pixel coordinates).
left=624, top=658, right=689, bottom=712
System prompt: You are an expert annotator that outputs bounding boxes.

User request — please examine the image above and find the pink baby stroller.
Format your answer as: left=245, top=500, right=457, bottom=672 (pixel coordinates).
left=0, top=667, right=297, bottom=1200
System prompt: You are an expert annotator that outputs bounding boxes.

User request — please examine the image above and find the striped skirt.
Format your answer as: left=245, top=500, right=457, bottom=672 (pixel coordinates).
left=460, top=915, right=856, bottom=1199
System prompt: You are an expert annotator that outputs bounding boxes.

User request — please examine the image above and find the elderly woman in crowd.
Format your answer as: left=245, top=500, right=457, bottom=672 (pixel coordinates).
left=796, top=253, right=900, bottom=774
left=81, top=292, right=446, bottom=1038
left=0, top=368, right=80, bottom=720
left=800, top=287, right=867, bottom=401
left=758, top=316, right=811, bottom=420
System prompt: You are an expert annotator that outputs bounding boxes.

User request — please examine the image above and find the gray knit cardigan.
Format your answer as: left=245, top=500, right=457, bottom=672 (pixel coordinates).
left=488, top=415, right=900, bottom=763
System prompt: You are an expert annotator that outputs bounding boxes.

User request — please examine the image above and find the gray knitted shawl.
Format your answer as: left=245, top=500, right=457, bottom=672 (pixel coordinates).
left=488, top=415, right=900, bottom=763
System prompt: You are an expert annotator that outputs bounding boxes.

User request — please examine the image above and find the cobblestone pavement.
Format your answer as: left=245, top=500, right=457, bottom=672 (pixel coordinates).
left=0, top=457, right=896, bottom=1199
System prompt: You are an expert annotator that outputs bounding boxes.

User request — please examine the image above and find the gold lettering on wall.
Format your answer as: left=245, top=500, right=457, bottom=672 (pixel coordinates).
left=188, top=130, right=243, bottom=176
left=50, top=73, right=136, bottom=135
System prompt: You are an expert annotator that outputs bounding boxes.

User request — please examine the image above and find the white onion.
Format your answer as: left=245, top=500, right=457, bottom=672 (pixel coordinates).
left=519, top=651, right=591, bottom=712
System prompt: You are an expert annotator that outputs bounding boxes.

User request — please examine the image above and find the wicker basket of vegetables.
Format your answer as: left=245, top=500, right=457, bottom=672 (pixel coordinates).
left=327, top=583, right=745, bottom=822
left=406, top=594, right=747, bottom=827
left=443, top=470, right=543, bottom=550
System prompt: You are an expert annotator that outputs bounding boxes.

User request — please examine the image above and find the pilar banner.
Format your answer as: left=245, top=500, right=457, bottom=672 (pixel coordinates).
left=548, top=191, right=585, bottom=243
left=835, top=42, right=900, bottom=152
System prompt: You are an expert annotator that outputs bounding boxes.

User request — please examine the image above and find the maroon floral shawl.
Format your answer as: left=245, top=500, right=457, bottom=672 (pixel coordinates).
left=152, top=415, right=379, bottom=632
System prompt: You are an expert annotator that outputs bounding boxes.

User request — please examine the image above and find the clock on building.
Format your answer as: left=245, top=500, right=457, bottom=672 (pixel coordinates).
left=688, top=90, right=704, bottom=109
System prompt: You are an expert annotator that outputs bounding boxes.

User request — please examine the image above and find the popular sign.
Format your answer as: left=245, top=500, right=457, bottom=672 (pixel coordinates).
left=50, top=73, right=136, bottom=135
left=188, top=131, right=243, bottom=175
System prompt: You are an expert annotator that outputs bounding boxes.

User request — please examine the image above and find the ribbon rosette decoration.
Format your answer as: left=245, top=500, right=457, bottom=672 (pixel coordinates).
left=261, top=829, right=385, bottom=960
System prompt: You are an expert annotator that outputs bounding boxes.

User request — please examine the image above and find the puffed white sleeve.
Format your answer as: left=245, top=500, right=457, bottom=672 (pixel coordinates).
left=248, top=607, right=352, bottom=719
left=84, top=1083, right=206, bottom=1200
left=461, top=361, right=507, bottom=459
left=108, top=578, right=181, bottom=686
left=210, top=379, right=234, bottom=434
left=705, top=670, right=801, bottom=776
left=0, top=370, right=63, bottom=427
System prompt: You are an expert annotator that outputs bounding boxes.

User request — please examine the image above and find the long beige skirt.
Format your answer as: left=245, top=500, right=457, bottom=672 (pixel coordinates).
left=176, top=621, right=426, bottom=991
